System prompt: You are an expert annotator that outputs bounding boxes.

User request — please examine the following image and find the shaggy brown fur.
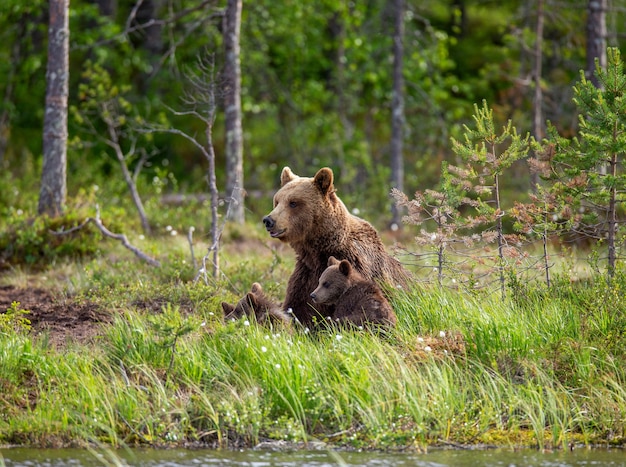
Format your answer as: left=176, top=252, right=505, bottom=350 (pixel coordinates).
left=221, top=283, right=292, bottom=327
left=310, top=256, right=397, bottom=328
left=262, top=167, right=411, bottom=327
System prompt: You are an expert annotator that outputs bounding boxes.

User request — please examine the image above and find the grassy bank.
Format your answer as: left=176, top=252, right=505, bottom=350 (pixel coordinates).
left=1, top=225, right=626, bottom=451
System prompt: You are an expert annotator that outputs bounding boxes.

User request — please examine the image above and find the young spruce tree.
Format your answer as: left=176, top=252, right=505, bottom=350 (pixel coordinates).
left=544, top=47, right=626, bottom=279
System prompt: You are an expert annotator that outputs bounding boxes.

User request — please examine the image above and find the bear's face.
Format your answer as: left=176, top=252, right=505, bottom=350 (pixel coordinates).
left=310, top=256, right=352, bottom=305
left=262, top=167, right=335, bottom=244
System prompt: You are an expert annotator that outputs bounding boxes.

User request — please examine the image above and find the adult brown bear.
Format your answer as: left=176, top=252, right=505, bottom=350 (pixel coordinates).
left=262, top=166, right=411, bottom=327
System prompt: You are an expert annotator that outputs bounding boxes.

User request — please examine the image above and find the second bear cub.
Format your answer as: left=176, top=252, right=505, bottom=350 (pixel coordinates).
left=310, top=256, right=397, bottom=328
left=222, top=282, right=292, bottom=327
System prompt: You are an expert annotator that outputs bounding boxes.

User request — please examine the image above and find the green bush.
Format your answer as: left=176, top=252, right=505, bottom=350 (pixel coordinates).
left=0, top=209, right=103, bottom=269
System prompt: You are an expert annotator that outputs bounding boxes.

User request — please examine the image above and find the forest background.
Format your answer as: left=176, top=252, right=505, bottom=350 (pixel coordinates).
left=3, top=0, right=625, bottom=232
left=0, top=0, right=626, bottom=284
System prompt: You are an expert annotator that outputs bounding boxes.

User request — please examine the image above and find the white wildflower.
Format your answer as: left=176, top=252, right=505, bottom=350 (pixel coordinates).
left=424, top=346, right=432, bottom=352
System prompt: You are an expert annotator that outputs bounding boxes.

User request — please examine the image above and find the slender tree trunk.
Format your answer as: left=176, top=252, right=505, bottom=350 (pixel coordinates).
left=223, top=0, right=244, bottom=223
left=530, top=0, right=544, bottom=193
left=492, top=142, right=505, bottom=299
left=587, top=0, right=611, bottom=270
left=586, top=0, right=607, bottom=88
left=329, top=11, right=352, bottom=181
left=206, top=102, right=220, bottom=279
left=390, top=0, right=405, bottom=229
left=607, top=127, right=618, bottom=278
left=39, top=0, right=69, bottom=217
left=540, top=199, right=551, bottom=287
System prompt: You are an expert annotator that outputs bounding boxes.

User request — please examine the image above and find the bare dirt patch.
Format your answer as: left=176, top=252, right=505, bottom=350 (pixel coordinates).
left=0, top=285, right=111, bottom=349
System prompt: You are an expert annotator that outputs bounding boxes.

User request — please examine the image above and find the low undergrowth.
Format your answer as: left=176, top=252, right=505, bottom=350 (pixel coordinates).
left=1, top=239, right=625, bottom=451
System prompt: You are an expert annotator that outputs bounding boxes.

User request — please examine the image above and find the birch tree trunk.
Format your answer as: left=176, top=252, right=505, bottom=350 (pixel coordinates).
left=530, top=0, right=544, bottom=192
left=586, top=0, right=607, bottom=89
left=223, top=0, right=244, bottom=223
left=390, top=0, right=405, bottom=229
left=38, top=0, right=69, bottom=217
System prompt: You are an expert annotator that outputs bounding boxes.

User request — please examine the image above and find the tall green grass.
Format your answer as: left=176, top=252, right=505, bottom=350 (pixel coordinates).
left=1, top=237, right=625, bottom=450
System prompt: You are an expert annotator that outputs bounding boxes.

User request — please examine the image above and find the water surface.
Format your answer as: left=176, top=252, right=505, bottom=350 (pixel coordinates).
left=1, top=446, right=625, bottom=466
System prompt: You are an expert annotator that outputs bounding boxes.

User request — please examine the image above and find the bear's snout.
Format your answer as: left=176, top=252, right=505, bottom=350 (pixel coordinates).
left=310, top=292, right=317, bottom=302
left=262, top=215, right=275, bottom=229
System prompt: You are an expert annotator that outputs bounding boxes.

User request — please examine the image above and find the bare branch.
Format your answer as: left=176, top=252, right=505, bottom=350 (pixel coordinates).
left=51, top=208, right=160, bottom=267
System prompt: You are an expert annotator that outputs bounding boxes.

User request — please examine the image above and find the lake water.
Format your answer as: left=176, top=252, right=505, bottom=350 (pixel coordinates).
left=1, top=447, right=625, bottom=466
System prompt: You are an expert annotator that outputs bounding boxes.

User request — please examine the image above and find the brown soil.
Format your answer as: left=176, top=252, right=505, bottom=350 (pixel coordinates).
left=0, top=285, right=110, bottom=349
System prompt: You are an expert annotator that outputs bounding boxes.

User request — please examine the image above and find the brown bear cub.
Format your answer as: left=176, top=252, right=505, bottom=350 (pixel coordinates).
left=222, top=283, right=292, bottom=327
left=310, top=256, right=397, bottom=329
left=262, top=167, right=411, bottom=327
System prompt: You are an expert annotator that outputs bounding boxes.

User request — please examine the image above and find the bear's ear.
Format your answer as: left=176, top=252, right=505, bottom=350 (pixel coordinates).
left=245, top=292, right=257, bottom=306
left=281, top=167, right=298, bottom=186
left=251, top=282, right=263, bottom=295
left=328, top=256, right=340, bottom=266
left=313, top=167, right=334, bottom=196
left=338, top=260, right=352, bottom=276
left=221, top=302, right=235, bottom=315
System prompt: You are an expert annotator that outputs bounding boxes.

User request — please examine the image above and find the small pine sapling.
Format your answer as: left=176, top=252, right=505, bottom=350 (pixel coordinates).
left=450, top=100, right=530, bottom=297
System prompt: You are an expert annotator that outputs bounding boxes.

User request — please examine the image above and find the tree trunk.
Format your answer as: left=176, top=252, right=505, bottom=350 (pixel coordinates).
left=38, top=0, right=69, bottom=217
left=389, top=0, right=405, bottom=229
left=530, top=0, right=544, bottom=193
left=223, top=0, right=244, bottom=223
left=586, top=0, right=607, bottom=88
left=607, top=143, right=617, bottom=278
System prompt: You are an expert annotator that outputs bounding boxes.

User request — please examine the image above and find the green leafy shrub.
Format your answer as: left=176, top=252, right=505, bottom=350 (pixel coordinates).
left=0, top=209, right=103, bottom=269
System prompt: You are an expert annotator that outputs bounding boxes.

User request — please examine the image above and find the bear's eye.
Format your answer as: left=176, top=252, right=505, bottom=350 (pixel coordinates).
left=289, top=201, right=297, bottom=208
left=322, top=282, right=330, bottom=288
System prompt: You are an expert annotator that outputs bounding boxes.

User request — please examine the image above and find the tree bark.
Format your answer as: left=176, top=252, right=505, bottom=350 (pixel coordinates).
left=223, top=0, right=244, bottom=223
left=586, top=0, right=607, bottom=88
left=39, top=0, right=69, bottom=217
left=390, top=0, right=405, bottom=229
left=530, top=0, right=544, bottom=192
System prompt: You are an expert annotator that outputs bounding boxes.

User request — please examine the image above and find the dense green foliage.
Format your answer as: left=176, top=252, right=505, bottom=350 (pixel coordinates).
left=2, top=0, right=626, bottom=219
